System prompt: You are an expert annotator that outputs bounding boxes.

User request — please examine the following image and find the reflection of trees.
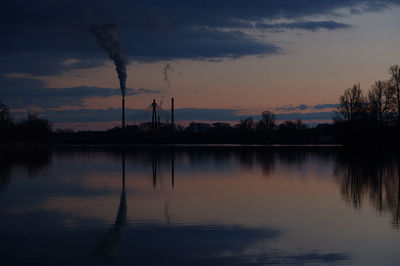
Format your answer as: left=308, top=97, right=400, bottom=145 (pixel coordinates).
left=102, top=147, right=336, bottom=181
left=336, top=154, right=400, bottom=229
left=255, top=150, right=334, bottom=177
left=150, top=149, right=176, bottom=189
left=0, top=151, right=12, bottom=192
left=278, top=151, right=306, bottom=166
left=0, top=150, right=52, bottom=193
left=235, top=150, right=255, bottom=170
left=255, top=151, right=275, bottom=176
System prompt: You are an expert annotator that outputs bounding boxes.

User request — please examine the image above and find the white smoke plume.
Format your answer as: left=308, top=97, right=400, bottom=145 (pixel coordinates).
left=91, top=23, right=127, bottom=97
left=163, top=63, right=173, bottom=88
left=159, top=96, right=164, bottom=109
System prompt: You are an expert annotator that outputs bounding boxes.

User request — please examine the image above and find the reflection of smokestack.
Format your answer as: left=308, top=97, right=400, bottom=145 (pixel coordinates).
left=152, top=152, right=157, bottom=189
left=171, top=97, right=174, bottom=131
left=122, top=152, right=126, bottom=192
left=93, top=151, right=127, bottom=263
left=171, top=150, right=175, bottom=188
left=122, top=97, right=125, bottom=128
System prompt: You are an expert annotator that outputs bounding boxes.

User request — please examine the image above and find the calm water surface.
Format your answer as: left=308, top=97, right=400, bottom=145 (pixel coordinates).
left=0, top=147, right=400, bottom=265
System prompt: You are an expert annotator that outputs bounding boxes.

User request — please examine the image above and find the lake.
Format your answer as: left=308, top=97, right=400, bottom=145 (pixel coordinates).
left=0, top=146, right=399, bottom=265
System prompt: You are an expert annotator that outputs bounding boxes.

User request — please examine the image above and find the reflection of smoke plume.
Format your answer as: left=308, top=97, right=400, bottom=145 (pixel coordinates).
left=163, top=63, right=173, bottom=88
left=91, top=23, right=127, bottom=97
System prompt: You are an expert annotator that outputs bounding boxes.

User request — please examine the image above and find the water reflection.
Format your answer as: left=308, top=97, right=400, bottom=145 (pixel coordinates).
left=0, top=149, right=51, bottom=192
left=335, top=153, right=400, bottom=229
left=151, top=150, right=176, bottom=189
left=171, top=150, right=175, bottom=188
left=117, top=224, right=349, bottom=265
left=94, top=152, right=127, bottom=264
left=1, top=148, right=400, bottom=229
left=1, top=147, right=400, bottom=265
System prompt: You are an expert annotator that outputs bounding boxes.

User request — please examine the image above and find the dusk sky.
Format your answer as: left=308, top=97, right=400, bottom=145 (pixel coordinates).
left=1, top=0, right=400, bottom=129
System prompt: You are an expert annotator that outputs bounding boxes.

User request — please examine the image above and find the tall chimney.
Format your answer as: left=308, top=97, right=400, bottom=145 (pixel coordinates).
left=122, top=97, right=125, bottom=128
left=171, top=97, right=174, bottom=131
left=152, top=99, right=157, bottom=133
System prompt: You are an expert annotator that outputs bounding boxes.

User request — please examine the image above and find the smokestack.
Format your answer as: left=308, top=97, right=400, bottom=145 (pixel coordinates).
left=122, top=97, right=125, bottom=128
left=152, top=99, right=157, bottom=133
left=171, top=97, right=174, bottom=131
left=91, top=23, right=127, bottom=128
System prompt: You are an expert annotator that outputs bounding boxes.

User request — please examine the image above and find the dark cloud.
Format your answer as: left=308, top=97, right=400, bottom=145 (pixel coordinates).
left=276, top=112, right=334, bottom=121
left=0, top=52, right=104, bottom=76
left=313, top=103, right=339, bottom=110
left=11, top=107, right=335, bottom=124
left=12, top=108, right=244, bottom=123
left=256, top=21, right=352, bottom=31
left=175, top=108, right=248, bottom=121
left=0, top=76, right=161, bottom=109
left=1, top=0, right=399, bottom=75
left=276, top=103, right=338, bottom=111
left=123, top=28, right=279, bottom=62
left=276, top=104, right=309, bottom=112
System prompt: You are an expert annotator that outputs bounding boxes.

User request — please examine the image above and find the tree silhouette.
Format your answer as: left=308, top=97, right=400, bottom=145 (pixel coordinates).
left=336, top=83, right=365, bottom=123
left=368, top=80, right=392, bottom=125
left=18, top=113, right=52, bottom=142
left=279, top=120, right=306, bottom=131
left=389, top=65, right=400, bottom=125
left=257, top=111, right=276, bottom=136
left=0, top=102, right=13, bottom=143
left=239, top=117, right=254, bottom=131
left=0, top=102, right=11, bottom=123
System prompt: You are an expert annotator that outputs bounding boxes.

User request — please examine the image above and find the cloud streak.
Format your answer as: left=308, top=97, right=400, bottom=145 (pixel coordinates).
left=0, top=76, right=161, bottom=109
left=276, top=103, right=338, bottom=112
left=11, top=107, right=335, bottom=124
left=255, top=21, right=352, bottom=31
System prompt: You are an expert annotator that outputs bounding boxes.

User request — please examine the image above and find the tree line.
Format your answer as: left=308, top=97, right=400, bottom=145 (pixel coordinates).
left=336, top=64, right=400, bottom=126
left=332, top=64, right=400, bottom=146
left=0, top=103, right=52, bottom=145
